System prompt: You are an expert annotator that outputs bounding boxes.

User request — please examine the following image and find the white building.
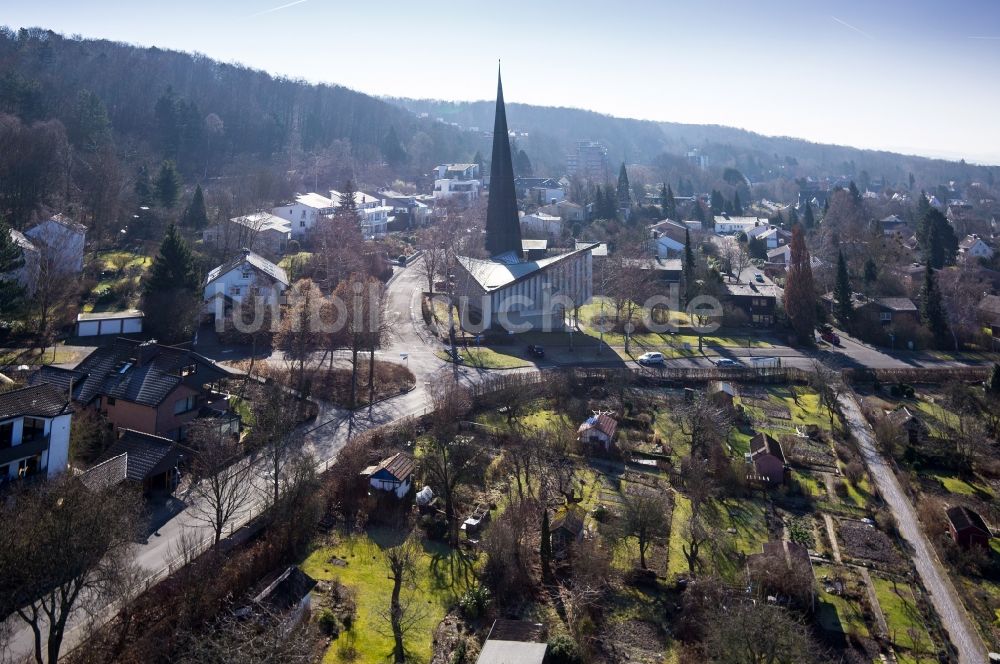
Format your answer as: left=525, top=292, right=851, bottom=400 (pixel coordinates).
left=959, top=234, right=994, bottom=260
left=4, top=228, right=39, bottom=295
left=713, top=215, right=768, bottom=235
left=360, top=452, right=415, bottom=499
left=433, top=163, right=482, bottom=204
left=0, top=383, right=72, bottom=480
left=272, top=193, right=336, bottom=239
left=747, top=225, right=780, bottom=249
left=25, top=214, right=87, bottom=274
left=329, top=190, right=391, bottom=238
left=203, top=249, right=289, bottom=316
left=520, top=212, right=563, bottom=239
left=203, top=212, right=292, bottom=256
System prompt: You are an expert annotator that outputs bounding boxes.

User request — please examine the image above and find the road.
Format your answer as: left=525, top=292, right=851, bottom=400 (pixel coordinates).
left=838, top=393, right=988, bottom=663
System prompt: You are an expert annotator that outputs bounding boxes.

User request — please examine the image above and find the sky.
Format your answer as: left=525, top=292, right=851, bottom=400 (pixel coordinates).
left=6, top=0, right=1000, bottom=164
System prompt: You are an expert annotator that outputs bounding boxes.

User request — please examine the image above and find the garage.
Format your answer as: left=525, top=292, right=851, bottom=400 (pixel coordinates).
left=75, top=310, right=144, bottom=337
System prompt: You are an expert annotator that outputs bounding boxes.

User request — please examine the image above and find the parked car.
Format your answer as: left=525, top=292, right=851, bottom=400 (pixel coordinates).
left=820, top=330, right=840, bottom=346
left=637, top=352, right=665, bottom=366
left=397, top=254, right=408, bottom=266
left=754, top=273, right=764, bottom=283
left=715, top=358, right=740, bottom=367
left=527, top=344, right=545, bottom=358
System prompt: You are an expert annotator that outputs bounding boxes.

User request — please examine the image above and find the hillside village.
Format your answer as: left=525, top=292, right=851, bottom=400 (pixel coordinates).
left=1, top=26, right=1000, bottom=664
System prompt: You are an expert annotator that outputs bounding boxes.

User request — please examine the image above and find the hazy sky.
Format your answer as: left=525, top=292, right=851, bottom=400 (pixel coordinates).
left=7, top=0, right=1000, bottom=163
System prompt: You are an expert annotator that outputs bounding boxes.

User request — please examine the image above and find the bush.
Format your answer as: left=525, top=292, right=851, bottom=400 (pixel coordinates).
left=458, top=585, right=491, bottom=619
left=546, top=634, right=583, bottom=664
left=317, top=608, right=342, bottom=636
left=420, top=513, right=448, bottom=541
left=844, top=461, right=864, bottom=484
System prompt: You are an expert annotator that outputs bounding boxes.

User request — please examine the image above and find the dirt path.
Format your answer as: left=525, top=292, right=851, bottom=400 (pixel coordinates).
left=838, top=393, right=987, bottom=663
left=822, top=513, right=843, bottom=563
left=859, top=567, right=890, bottom=638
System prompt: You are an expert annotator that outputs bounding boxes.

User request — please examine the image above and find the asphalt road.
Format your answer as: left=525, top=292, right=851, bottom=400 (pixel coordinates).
left=838, top=393, right=988, bottom=663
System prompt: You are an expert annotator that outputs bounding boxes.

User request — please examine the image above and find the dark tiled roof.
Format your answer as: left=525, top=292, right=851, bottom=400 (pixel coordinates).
left=79, top=453, right=128, bottom=491
left=876, top=297, right=917, bottom=312
left=749, top=432, right=785, bottom=463
left=96, top=429, right=184, bottom=482
left=0, top=383, right=70, bottom=419
left=374, top=452, right=416, bottom=482
left=69, top=339, right=234, bottom=407
left=946, top=505, right=990, bottom=535
left=254, top=566, right=317, bottom=613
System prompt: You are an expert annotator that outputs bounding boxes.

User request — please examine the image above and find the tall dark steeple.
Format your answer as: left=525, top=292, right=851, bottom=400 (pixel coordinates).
left=485, top=66, right=522, bottom=258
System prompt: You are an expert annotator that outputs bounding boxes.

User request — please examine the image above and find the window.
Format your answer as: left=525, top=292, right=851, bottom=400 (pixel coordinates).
left=241, top=268, right=253, bottom=279
left=0, top=422, right=12, bottom=449
left=174, top=395, right=196, bottom=415
left=180, top=364, right=197, bottom=377
left=300, top=220, right=306, bottom=227
left=230, top=286, right=241, bottom=296
left=22, top=418, right=45, bottom=442
left=880, top=312, right=892, bottom=322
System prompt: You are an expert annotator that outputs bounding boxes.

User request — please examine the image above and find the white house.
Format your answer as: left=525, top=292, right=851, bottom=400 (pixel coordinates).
left=748, top=226, right=780, bottom=249
left=577, top=412, right=618, bottom=451
left=272, top=193, right=336, bottom=239
left=520, top=212, right=563, bottom=239
left=0, top=383, right=72, bottom=480
left=433, top=163, right=482, bottom=204
left=204, top=212, right=292, bottom=256
left=360, top=452, right=415, bottom=499
left=713, top=215, right=768, bottom=235
left=329, top=190, right=391, bottom=238
left=203, top=249, right=289, bottom=316
left=959, top=234, right=994, bottom=261
left=25, top=214, right=87, bottom=273
left=539, top=200, right=587, bottom=223
left=4, top=228, right=40, bottom=295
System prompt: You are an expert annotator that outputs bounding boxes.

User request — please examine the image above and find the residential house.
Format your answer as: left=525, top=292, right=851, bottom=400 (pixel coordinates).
left=959, top=234, right=994, bottom=261
left=946, top=506, right=991, bottom=550
left=539, top=200, right=587, bottom=224
left=272, top=193, right=336, bottom=239
left=515, top=177, right=564, bottom=205
left=360, top=452, right=415, bottom=499
left=4, top=228, right=40, bottom=295
left=0, top=383, right=72, bottom=481
left=886, top=407, right=929, bottom=446
left=380, top=190, right=432, bottom=229
left=723, top=282, right=778, bottom=326
left=90, top=428, right=186, bottom=494
left=648, top=219, right=688, bottom=258
left=432, top=163, right=481, bottom=204
left=766, top=244, right=822, bottom=271
left=34, top=338, right=238, bottom=441
left=877, top=214, right=912, bottom=238
left=203, top=249, right=289, bottom=318
left=577, top=412, right=618, bottom=451
left=549, top=507, right=585, bottom=556
left=330, top=190, right=391, bottom=238
left=748, top=226, right=780, bottom=249
left=476, top=620, right=547, bottom=664
left=857, top=297, right=919, bottom=327
left=624, top=257, right=683, bottom=284
left=713, top=215, right=768, bottom=236
left=747, top=432, right=786, bottom=485
left=25, top=213, right=87, bottom=273
left=203, top=212, right=292, bottom=256
left=520, top=212, right=563, bottom=239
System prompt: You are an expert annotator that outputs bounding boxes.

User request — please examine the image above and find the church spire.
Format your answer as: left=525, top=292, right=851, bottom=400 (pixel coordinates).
left=485, top=66, right=522, bottom=258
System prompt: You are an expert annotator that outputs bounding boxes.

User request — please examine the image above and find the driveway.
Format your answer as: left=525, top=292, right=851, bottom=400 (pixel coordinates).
left=838, top=393, right=987, bottom=663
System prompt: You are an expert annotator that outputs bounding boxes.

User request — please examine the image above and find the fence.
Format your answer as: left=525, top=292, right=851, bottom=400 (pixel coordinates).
left=842, top=365, right=990, bottom=385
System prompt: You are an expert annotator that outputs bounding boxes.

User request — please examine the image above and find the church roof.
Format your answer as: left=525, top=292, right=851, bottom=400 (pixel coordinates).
left=484, top=68, right=522, bottom=257
left=457, top=243, right=597, bottom=292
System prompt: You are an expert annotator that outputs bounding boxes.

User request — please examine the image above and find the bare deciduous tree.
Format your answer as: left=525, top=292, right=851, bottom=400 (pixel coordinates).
left=379, top=539, right=425, bottom=664
left=187, top=420, right=255, bottom=545
left=620, top=485, right=670, bottom=570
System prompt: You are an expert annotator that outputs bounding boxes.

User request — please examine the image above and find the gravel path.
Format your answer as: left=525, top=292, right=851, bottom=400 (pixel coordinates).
left=838, top=393, right=987, bottom=663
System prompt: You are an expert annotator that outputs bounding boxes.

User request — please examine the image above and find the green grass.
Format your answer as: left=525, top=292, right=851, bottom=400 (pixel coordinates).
left=301, top=529, right=476, bottom=664
left=95, top=250, right=151, bottom=271
left=813, top=564, right=870, bottom=637
left=795, top=470, right=825, bottom=498
left=435, top=346, right=530, bottom=369
left=667, top=493, right=692, bottom=578
left=928, top=471, right=992, bottom=497
left=278, top=251, right=313, bottom=281
left=667, top=495, right=768, bottom=580
left=870, top=575, right=933, bottom=655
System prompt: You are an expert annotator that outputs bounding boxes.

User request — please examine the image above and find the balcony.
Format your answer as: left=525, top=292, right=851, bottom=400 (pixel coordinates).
left=0, top=436, right=49, bottom=467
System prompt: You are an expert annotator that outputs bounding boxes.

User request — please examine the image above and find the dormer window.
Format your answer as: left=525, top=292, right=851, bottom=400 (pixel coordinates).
left=180, top=363, right=197, bottom=377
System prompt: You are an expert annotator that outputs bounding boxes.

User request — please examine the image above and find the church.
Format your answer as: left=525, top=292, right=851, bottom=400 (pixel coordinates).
left=452, top=70, right=595, bottom=333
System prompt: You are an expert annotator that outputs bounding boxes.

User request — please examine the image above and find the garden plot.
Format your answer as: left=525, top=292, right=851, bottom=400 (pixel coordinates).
left=813, top=563, right=872, bottom=639
left=837, top=520, right=902, bottom=568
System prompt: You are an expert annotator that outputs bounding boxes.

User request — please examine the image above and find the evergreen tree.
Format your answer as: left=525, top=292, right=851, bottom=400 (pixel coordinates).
left=822, top=196, right=829, bottom=217
left=787, top=207, right=798, bottom=228
left=691, top=200, right=706, bottom=226
left=848, top=180, right=861, bottom=203
left=181, top=184, right=209, bottom=229
left=863, top=257, right=878, bottom=284
left=783, top=225, right=817, bottom=344
left=380, top=126, right=407, bottom=167
left=472, top=150, right=484, bottom=175
left=660, top=184, right=677, bottom=219
left=919, top=263, right=950, bottom=348
left=540, top=509, right=552, bottom=581
left=155, top=160, right=182, bottom=209
left=916, top=190, right=931, bottom=220
left=732, top=191, right=742, bottom=215
left=616, top=162, right=631, bottom=207
left=986, top=363, right=1000, bottom=395
left=833, top=250, right=853, bottom=326
left=710, top=189, right=725, bottom=218
left=68, top=89, right=111, bottom=151
left=135, top=165, right=154, bottom=206
left=0, top=219, right=25, bottom=312
left=908, top=172, right=915, bottom=191
left=802, top=203, right=815, bottom=230
left=144, top=224, right=199, bottom=296
left=683, top=228, right=696, bottom=302
left=337, top=179, right=359, bottom=217
left=917, top=207, right=958, bottom=269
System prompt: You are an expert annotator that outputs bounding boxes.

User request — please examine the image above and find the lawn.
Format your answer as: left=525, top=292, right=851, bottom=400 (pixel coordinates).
left=813, top=564, right=870, bottom=638
left=928, top=471, right=993, bottom=498
left=667, top=495, right=768, bottom=580
left=870, top=575, right=933, bottom=655
left=301, top=529, right=476, bottom=664
left=435, top=346, right=530, bottom=369
left=667, top=493, right=692, bottom=578
left=278, top=251, right=314, bottom=281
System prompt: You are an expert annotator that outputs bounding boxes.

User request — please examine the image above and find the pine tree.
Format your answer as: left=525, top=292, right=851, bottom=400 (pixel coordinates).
left=863, top=258, right=878, bottom=284
left=380, top=126, right=407, bottom=167
left=919, top=263, right=950, bottom=348
left=918, top=207, right=958, bottom=269
left=337, top=179, right=359, bottom=217
left=802, top=203, right=815, bottom=230
left=691, top=200, right=706, bottom=226
left=783, top=225, right=817, bottom=344
left=986, top=363, right=1000, bottom=395
left=787, top=207, right=798, bottom=228
left=833, top=250, right=853, bottom=326
left=0, top=219, right=26, bottom=312
left=135, top=165, right=154, bottom=206
left=683, top=228, right=696, bottom=302
left=181, top=184, right=209, bottom=229
left=143, top=224, right=199, bottom=296
left=710, top=189, right=725, bottom=218
left=540, top=509, right=552, bottom=581
left=732, top=191, right=743, bottom=215
left=617, top=162, right=631, bottom=207
left=848, top=180, right=861, bottom=203
left=155, top=160, right=182, bottom=209
left=660, top=184, right=674, bottom=219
